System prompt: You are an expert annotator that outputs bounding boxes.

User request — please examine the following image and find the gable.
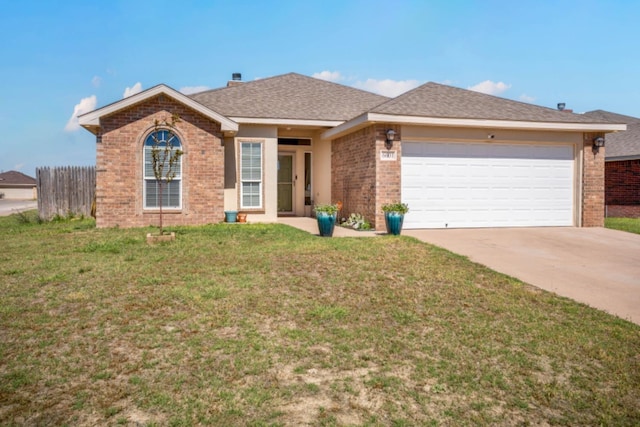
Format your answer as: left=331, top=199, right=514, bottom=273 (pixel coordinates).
left=79, top=85, right=238, bottom=135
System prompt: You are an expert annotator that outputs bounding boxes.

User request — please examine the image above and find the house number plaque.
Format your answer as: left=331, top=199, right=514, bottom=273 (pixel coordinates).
left=380, top=150, right=397, bottom=161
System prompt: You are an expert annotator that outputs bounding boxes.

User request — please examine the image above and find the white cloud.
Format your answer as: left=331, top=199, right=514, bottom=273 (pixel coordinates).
left=64, top=95, right=97, bottom=132
left=353, top=78, right=421, bottom=97
left=468, top=80, right=511, bottom=95
left=14, top=163, right=24, bottom=171
left=179, top=85, right=210, bottom=95
left=312, top=70, right=344, bottom=82
left=91, top=76, right=102, bottom=88
left=519, top=94, right=535, bottom=103
left=123, top=82, right=143, bottom=98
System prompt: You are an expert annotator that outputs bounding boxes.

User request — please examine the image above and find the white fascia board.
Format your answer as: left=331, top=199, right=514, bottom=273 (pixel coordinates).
left=321, top=112, right=626, bottom=140
left=320, top=113, right=369, bottom=140
left=230, top=117, right=343, bottom=127
left=78, top=84, right=238, bottom=132
left=366, top=113, right=627, bottom=132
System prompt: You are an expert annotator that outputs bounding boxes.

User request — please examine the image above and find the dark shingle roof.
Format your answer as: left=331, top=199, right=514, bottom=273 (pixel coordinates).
left=370, top=82, right=613, bottom=124
left=190, top=73, right=390, bottom=122
left=0, top=170, right=36, bottom=186
left=583, top=110, right=640, bottom=158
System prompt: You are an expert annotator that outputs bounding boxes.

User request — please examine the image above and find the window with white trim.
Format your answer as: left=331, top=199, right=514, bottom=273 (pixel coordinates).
left=240, top=142, right=262, bottom=209
left=143, top=130, right=182, bottom=209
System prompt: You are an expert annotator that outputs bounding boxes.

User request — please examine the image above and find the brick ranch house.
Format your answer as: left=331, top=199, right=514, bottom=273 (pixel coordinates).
left=584, top=110, right=640, bottom=218
left=79, top=72, right=625, bottom=230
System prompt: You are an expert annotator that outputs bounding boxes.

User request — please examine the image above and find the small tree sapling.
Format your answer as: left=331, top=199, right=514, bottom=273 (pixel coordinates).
left=149, top=115, right=183, bottom=235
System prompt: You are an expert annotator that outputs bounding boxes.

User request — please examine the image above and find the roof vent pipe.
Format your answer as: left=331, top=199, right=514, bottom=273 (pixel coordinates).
left=232, top=73, right=242, bottom=81
left=557, top=102, right=566, bottom=111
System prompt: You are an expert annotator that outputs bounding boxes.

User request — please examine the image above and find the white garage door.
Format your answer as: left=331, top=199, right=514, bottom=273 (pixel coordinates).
left=401, top=141, right=575, bottom=229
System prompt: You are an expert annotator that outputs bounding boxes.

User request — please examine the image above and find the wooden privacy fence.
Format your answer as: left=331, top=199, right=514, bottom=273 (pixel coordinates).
left=36, top=166, right=96, bottom=220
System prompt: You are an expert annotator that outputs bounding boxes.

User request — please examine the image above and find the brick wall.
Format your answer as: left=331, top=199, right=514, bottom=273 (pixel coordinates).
left=96, top=95, right=225, bottom=228
left=605, top=159, right=640, bottom=218
left=331, top=124, right=401, bottom=230
left=332, top=126, right=377, bottom=226
left=374, top=125, right=401, bottom=230
left=582, top=132, right=605, bottom=227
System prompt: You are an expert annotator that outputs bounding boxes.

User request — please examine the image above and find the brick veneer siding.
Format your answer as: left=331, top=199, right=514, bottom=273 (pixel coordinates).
left=332, top=126, right=377, bottom=226
left=96, top=95, right=225, bottom=228
left=331, top=124, right=401, bottom=230
left=582, top=133, right=606, bottom=227
left=605, top=159, right=640, bottom=218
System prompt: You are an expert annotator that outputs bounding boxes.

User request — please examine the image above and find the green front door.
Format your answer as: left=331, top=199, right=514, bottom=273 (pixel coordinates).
left=277, top=154, right=293, bottom=213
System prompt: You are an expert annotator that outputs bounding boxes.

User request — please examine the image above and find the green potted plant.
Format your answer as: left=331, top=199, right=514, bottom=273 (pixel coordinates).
left=382, top=202, right=409, bottom=235
left=314, top=204, right=339, bottom=237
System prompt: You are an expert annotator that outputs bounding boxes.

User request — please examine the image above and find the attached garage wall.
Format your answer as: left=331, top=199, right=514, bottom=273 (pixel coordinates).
left=0, top=187, right=36, bottom=200
left=401, top=138, right=578, bottom=229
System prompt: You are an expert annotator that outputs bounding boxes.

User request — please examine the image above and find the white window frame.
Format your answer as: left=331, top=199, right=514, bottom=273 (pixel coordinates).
left=239, top=141, right=263, bottom=209
left=143, top=130, right=182, bottom=210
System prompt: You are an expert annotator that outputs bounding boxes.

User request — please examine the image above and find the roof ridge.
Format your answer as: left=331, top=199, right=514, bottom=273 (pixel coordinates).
left=369, top=81, right=617, bottom=124
left=429, top=81, right=581, bottom=115
left=191, top=72, right=392, bottom=99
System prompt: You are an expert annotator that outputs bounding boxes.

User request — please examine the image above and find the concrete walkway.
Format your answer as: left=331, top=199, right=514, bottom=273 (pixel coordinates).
left=278, top=217, right=379, bottom=237
left=404, top=227, right=640, bottom=325
left=279, top=218, right=640, bottom=325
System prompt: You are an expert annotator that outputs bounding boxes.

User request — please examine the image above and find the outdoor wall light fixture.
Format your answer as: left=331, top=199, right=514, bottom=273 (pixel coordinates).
left=385, top=129, right=396, bottom=150
left=592, top=136, right=605, bottom=153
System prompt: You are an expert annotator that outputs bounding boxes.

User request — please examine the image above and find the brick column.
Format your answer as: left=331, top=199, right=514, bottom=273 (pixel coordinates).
left=582, top=132, right=605, bottom=227
left=374, top=124, right=401, bottom=231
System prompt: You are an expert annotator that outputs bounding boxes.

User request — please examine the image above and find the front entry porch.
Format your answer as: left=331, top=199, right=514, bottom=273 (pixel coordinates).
left=277, top=139, right=313, bottom=217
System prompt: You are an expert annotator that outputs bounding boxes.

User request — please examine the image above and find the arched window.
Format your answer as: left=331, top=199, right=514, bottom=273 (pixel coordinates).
left=143, top=130, right=182, bottom=209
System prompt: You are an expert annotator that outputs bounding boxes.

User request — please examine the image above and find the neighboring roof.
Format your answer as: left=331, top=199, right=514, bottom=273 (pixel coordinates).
left=0, top=170, right=36, bottom=187
left=79, top=84, right=239, bottom=134
left=190, top=73, right=390, bottom=123
left=583, top=110, right=640, bottom=160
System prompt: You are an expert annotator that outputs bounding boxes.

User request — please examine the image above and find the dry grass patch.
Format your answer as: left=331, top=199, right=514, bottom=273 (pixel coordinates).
left=0, top=212, right=639, bottom=426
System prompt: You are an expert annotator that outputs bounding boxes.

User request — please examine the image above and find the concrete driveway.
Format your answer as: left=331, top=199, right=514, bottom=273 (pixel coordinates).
left=0, top=200, right=37, bottom=216
left=403, top=227, right=640, bottom=325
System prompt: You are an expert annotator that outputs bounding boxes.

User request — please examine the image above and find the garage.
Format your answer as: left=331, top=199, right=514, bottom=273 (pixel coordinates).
left=401, top=141, right=575, bottom=229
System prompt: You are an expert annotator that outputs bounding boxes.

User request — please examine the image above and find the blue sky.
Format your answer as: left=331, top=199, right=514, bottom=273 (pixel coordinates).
left=2, top=0, right=639, bottom=176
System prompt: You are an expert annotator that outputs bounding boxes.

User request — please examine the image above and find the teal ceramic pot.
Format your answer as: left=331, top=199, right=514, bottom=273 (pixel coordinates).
left=385, top=212, right=404, bottom=235
left=316, top=212, right=337, bottom=237
left=224, top=210, right=238, bottom=223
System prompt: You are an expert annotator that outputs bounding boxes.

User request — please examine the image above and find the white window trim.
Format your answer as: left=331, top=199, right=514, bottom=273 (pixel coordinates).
left=239, top=140, right=263, bottom=210
left=143, top=130, right=183, bottom=210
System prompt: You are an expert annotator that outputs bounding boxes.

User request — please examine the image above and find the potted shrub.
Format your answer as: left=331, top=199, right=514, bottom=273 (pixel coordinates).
left=314, top=204, right=339, bottom=237
left=382, top=202, right=409, bottom=235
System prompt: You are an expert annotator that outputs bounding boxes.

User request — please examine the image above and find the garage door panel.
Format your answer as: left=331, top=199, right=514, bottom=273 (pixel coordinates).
left=401, top=141, right=574, bottom=229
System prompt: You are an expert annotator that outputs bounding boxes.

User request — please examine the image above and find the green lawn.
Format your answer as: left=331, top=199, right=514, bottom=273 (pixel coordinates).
left=1, top=212, right=639, bottom=426
left=606, top=217, right=640, bottom=235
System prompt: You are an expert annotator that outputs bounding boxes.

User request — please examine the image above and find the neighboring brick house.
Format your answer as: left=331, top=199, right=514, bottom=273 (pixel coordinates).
left=0, top=170, right=37, bottom=200
left=584, top=110, right=640, bottom=218
left=79, top=73, right=624, bottom=230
